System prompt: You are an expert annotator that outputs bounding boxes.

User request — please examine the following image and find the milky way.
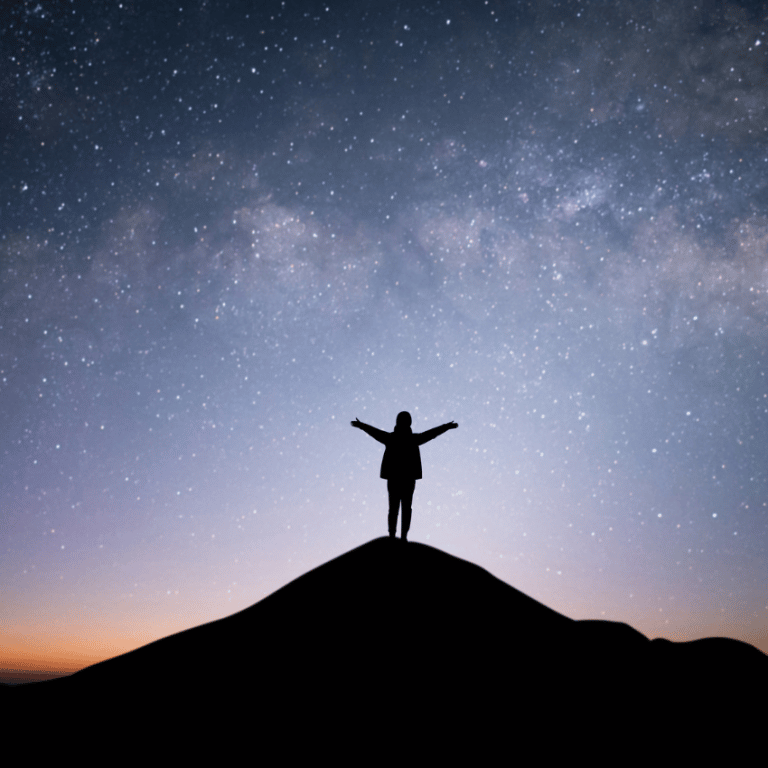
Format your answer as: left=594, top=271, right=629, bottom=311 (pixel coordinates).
left=2, top=0, right=767, bottom=677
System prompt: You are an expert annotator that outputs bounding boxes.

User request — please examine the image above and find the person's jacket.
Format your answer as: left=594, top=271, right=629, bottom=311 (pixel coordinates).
left=356, top=422, right=453, bottom=480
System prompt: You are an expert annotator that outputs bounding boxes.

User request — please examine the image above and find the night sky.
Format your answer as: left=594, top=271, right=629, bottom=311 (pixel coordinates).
left=3, top=0, right=768, bottom=679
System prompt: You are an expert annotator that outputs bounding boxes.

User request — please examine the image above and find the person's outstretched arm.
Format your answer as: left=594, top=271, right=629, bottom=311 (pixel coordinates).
left=415, top=421, right=458, bottom=446
left=351, top=418, right=390, bottom=444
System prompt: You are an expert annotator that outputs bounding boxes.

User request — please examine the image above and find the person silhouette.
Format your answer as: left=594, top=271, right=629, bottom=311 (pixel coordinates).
left=351, top=412, right=458, bottom=541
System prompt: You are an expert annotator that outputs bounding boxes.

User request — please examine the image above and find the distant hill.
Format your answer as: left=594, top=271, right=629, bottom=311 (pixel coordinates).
left=7, top=538, right=766, bottom=756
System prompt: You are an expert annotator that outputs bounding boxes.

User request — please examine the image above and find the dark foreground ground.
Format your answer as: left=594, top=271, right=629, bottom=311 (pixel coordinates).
left=7, top=538, right=766, bottom=759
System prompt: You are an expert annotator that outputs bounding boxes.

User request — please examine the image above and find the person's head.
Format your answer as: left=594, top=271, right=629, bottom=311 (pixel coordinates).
left=395, top=411, right=412, bottom=432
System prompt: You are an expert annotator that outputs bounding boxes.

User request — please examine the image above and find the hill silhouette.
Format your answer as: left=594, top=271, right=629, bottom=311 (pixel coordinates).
left=7, top=538, right=767, bottom=756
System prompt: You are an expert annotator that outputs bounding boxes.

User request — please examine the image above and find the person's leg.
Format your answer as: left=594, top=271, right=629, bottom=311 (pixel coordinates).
left=387, top=479, right=400, bottom=537
left=400, top=480, right=416, bottom=541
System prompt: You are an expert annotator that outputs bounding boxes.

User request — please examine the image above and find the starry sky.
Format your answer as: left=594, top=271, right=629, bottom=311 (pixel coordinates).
left=3, top=0, right=768, bottom=680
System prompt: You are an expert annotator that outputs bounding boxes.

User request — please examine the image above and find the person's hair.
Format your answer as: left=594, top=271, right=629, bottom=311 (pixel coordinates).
left=395, top=411, right=412, bottom=432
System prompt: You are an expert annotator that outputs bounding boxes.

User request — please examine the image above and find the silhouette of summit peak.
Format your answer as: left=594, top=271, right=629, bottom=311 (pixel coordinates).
left=8, top=537, right=767, bottom=754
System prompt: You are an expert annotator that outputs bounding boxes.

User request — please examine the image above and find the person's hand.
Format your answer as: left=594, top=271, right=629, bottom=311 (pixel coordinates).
left=447, top=421, right=458, bottom=429
left=351, top=418, right=362, bottom=428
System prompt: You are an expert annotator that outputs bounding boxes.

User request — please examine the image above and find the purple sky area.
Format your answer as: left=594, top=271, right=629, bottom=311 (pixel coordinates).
left=3, top=0, right=767, bottom=676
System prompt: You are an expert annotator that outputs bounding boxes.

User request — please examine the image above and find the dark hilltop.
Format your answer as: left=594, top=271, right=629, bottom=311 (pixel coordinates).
left=8, top=538, right=766, bottom=756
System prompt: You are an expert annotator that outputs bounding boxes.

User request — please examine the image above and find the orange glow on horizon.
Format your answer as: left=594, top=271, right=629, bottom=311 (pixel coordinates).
left=0, top=626, right=165, bottom=684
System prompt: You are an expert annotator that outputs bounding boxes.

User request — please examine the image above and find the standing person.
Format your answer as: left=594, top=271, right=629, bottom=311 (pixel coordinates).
left=351, top=411, right=458, bottom=541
